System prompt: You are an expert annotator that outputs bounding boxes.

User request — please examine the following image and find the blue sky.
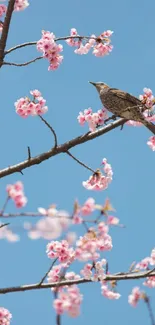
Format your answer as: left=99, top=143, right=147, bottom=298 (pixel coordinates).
left=1, top=0, right=155, bottom=324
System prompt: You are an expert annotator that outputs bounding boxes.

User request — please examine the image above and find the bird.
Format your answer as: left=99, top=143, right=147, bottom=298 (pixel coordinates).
left=89, top=81, right=155, bottom=135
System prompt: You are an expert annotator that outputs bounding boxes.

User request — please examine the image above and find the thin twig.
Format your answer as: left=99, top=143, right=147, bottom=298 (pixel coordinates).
left=27, top=147, right=31, bottom=160
left=66, top=150, right=95, bottom=173
left=38, top=115, right=58, bottom=148
left=0, top=118, right=126, bottom=179
left=0, top=196, right=10, bottom=214
left=38, top=258, right=58, bottom=286
left=0, top=0, right=16, bottom=65
left=3, top=56, right=43, bottom=67
left=1, top=269, right=155, bottom=294
left=0, top=223, right=9, bottom=229
left=144, top=296, right=155, bottom=325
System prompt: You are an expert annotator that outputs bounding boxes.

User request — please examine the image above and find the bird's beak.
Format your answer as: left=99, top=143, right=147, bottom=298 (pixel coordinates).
left=89, top=81, right=97, bottom=87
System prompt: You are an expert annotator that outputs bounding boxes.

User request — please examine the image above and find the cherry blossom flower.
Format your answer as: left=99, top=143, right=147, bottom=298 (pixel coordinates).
left=83, top=159, right=113, bottom=191
left=0, top=224, right=19, bottom=242
left=150, top=248, right=155, bottom=265
left=77, top=107, right=108, bottom=131
left=128, top=287, right=141, bottom=307
left=46, top=240, right=75, bottom=266
left=15, top=90, right=48, bottom=117
left=143, top=276, right=155, bottom=288
left=147, top=136, right=155, bottom=151
left=14, top=0, right=29, bottom=11
left=37, top=30, right=63, bottom=71
left=24, top=208, right=70, bottom=240
left=6, top=181, right=27, bottom=208
left=0, top=307, right=12, bottom=325
left=0, top=4, right=6, bottom=16
left=135, top=257, right=151, bottom=270
left=53, top=285, right=83, bottom=317
left=101, top=284, right=121, bottom=300
left=66, top=28, right=113, bottom=58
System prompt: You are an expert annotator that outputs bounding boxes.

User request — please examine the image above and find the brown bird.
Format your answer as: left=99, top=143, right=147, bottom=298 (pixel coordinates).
left=89, top=81, right=155, bottom=135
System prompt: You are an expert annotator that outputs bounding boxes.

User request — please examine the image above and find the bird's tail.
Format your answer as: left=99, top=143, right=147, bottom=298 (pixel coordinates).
left=144, top=120, right=155, bottom=135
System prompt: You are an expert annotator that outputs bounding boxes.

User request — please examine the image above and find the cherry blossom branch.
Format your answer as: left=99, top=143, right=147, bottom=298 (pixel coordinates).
left=1, top=269, right=155, bottom=295
left=38, top=258, right=58, bottom=286
left=5, top=35, right=102, bottom=56
left=0, top=0, right=16, bottom=65
left=0, top=118, right=125, bottom=179
left=66, top=150, right=95, bottom=173
left=38, top=115, right=58, bottom=148
left=3, top=56, right=43, bottom=67
left=0, top=212, right=72, bottom=218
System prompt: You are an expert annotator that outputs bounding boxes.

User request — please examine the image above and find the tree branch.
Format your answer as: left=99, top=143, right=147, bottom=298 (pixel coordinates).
left=1, top=269, right=155, bottom=295
left=5, top=35, right=102, bottom=56
left=0, top=0, right=16, bottom=65
left=66, top=150, right=95, bottom=173
left=0, top=118, right=125, bottom=179
left=38, top=115, right=58, bottom=148
left=3, top=56, right=43, bottom=67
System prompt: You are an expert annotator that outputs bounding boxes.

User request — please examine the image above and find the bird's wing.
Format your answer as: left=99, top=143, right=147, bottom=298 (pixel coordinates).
left=109, top=88, right=142, bottom=106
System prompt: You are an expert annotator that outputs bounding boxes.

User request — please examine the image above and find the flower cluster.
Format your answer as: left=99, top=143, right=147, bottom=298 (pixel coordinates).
left=128, top=287, right=142, bottom=307
left=101, top=283, right=121, bottom=300
left=72, top=197, right=95, bottom=224
left=78, top=107, right=108, bottom=131
left=133, top=248, right=155, bottom=288
left=37, top=30, right=63, bottom=71
left=15, top=90, right=48, bottom=117
left=46, top=240, right=75, bottom=266
left=75, top=224, right=112, bottom=262
left=0, top=307, right=12, bottom=325
left=14, top=0, right=29, bottom=11
left=82, top=158, right=113, bottom=191
left=127, top=87, right=155, bottom=128
left=0, top=223, right=19, bottom=242
left=147, top=136, right=155, bottom=151
left=54, top=285, right=83, bottom=317
left=0, top=4, right=7, bottom=17
left=80, top=259, right=106, bottom=281
left=24, top=206, right=70, bottom=240
left=6, top=181, right=27, bottom=208
left=66, top=28, right=113, bottom=57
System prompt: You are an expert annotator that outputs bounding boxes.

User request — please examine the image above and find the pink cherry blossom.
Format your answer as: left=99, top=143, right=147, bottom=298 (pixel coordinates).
left=66, top=28, right=113, bottom=58
left=83, top=159, right=113, bottom=191
left=135, top=257, right=151, bottom=270
left=150, top=248, right=155, bottom=265
left=25, top=208, right=70, bottom=240
left=107, top=215, right=120, bottom=225
left=0, top=307, right=12, bottom=325
left=46, top=240, right=75, bottom=266
left=6, top=181, right=27, bottom=208
left=53, top=285, right=83, bottom=317
left=15, top=90, right=48, bottom=117
left=147, top=136, right=155, bottom=151
left=77, top=107, right=108, bottom=131
left=101, top=284, right=121, bottom=299
left=37, top=30, right=63, bottom=71
left=14, top=0, right=29, bottom=11
left=143, top=276, right=155, bottom=288
left=0, top=4, right=6, bottom=16
left=128, top=287, right=141, bottom=306
left=0, top=223, right=19, bottom=242
left=80, top=263, right=92, bottom=279
left=81, top=198, right=95, bottom=216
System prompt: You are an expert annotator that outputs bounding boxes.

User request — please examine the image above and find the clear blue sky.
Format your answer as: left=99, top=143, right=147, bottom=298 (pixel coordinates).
left=1, top=0, right=155, bottom=324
